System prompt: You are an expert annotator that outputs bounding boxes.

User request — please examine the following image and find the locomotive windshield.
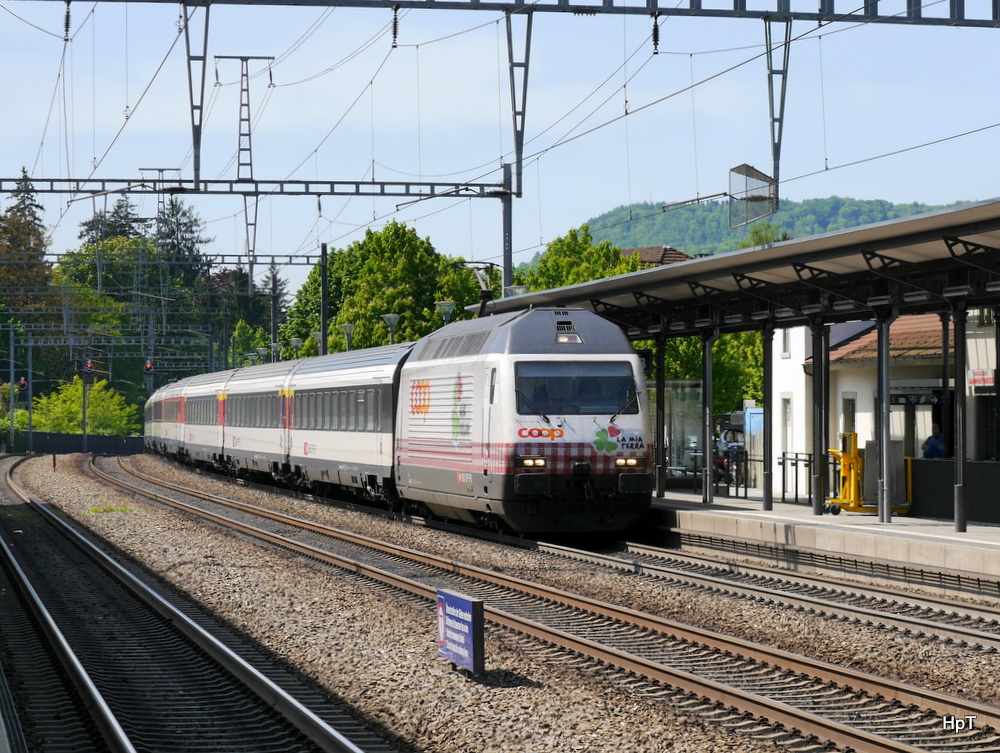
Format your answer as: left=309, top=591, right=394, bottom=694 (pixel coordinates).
left=515, top=361, right=638, bottom=416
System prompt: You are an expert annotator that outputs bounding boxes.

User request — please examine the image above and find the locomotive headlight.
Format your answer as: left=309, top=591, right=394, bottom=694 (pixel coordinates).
left=516, top=456, right=547, bottom=468
left=615, top=457, right=646, bottom=467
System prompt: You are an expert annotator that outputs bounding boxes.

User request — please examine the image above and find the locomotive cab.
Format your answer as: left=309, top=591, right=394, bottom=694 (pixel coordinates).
left=395, top=307, right=653, bottom=534
left=502, top=356, right=653, bottom=531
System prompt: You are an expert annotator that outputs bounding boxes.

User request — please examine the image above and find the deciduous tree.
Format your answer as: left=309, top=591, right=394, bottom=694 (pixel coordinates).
left=32, top=376, right=141, bottom=435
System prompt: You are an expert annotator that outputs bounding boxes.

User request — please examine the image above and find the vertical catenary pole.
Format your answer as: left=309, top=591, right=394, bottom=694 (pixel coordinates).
left=82, top=371, right=89, bottom=455
left=182, top=3, right=210, bottom=190
left=320, top=244, right=329, bottom=356
left=8, top=330, right=14, bottom=451
left=501, top=164, right=513, bottom=290
left=27, top=333, right=33, bottom=453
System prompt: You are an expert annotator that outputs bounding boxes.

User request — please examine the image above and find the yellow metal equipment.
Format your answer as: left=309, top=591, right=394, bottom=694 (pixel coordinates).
left=827, top=432, right=909, bottom=514
left=828, top=433, right=865, bottom=512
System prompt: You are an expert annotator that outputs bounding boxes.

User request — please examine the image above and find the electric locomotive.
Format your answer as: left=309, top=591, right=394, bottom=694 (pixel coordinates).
left=144, top=307, right=653, bottom=534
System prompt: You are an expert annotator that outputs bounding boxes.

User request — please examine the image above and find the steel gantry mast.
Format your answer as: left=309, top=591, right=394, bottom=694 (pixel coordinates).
left=215, top=54, right=275, bottom=289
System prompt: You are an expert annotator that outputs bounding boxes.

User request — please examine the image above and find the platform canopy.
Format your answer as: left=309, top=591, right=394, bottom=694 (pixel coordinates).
left=485, top=198, right=1000, bottom=338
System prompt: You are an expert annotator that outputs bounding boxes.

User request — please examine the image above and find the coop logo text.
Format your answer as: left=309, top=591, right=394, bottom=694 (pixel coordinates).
left=518, top=427, right=565, bottom=441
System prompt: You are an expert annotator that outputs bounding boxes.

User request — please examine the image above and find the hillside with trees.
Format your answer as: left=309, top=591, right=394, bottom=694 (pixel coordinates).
left=584, top=197, right=969, bottom=256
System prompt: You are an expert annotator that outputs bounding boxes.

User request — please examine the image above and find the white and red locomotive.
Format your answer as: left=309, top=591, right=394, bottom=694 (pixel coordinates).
left=145, top=307, right=653, bottom=533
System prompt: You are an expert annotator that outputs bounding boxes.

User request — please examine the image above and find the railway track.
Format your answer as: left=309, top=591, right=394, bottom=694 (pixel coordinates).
left=95, top=455, right=1000, bottom=753
left=521, top=540, right=1000, bottom=651
left=0, top=457, right=392, bottom=753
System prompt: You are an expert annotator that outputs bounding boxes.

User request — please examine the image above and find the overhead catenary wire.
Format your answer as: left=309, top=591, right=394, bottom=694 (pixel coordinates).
left=14, top=0, right=991, bottom=282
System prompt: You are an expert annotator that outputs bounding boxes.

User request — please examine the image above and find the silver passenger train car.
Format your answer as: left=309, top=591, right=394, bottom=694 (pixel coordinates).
left=145, top=307, right=653, bottom=533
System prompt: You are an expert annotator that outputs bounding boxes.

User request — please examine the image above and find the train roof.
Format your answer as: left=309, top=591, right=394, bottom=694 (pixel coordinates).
left=408, top=307, right=635, bottom=361
left=292, top=342, right=412, bottom=376
left=146, top=343, right=413, bottom=405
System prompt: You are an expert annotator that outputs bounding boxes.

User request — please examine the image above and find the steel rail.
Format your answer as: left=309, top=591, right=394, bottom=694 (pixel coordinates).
left=5, top=460, right=367, bottom=753
left=97, top=456, right=1000, bottom=753
left=620, top=541, right=1000, bottom=623
left=1, top=458, right=138, bottom=753
left=528, top=540, right=1000, bottom=650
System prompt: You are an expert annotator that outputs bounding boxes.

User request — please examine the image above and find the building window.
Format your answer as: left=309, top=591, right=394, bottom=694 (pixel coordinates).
left=842, top=396, right=856, bottom=436
left=782, top=396, right=793, bottom=455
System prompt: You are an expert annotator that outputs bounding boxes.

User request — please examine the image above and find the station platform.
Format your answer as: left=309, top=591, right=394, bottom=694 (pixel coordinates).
left=643, top=486, right=1000, bottom=592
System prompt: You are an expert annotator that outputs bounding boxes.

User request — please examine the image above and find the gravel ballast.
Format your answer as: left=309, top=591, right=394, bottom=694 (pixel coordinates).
left=11, top=453, right=1000, bottom=752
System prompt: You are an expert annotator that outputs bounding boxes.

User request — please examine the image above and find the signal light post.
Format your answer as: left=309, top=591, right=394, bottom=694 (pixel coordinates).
left=82, top=359, right=94, bottom=454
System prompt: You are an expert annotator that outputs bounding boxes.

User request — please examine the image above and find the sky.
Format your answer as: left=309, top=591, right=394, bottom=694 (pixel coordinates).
left=3, top=0, right=1000, bottom=296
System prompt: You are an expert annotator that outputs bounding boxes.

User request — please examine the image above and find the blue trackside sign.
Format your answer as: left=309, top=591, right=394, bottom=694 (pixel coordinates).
left=436, top=589, right=485, bottom=675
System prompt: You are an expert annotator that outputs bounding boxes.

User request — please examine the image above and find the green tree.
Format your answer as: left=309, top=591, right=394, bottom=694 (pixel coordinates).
left=156, top=198, right=213, bottom=289
left=279, top=223, right=484, bottom=354
left=78, top=197, right=151, bottom=245
left=229, top=320, right=272, bottom=366
left=278, top=243, right=369, bottom=354
left=32, top=376, right=141, bottom=435
left=513, top=225, right=641, bottom=291
left=0, top=169, right=51, bottom=312
left=58, top=235, right=167, bottom=301
left=334, top=223, right=483, bottom=350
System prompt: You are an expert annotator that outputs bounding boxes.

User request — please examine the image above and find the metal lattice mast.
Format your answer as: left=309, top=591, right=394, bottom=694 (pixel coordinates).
left=217, top=54, right=274, bottom=291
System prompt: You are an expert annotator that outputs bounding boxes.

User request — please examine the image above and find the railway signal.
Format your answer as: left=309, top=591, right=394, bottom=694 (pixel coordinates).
left=83, top=360, right=95, bottom=375
left=143, top=360, right=154, bottom=374
left=16, top=377, right=26, bottom=392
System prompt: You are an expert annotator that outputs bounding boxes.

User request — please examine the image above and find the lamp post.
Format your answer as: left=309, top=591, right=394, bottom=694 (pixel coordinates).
left=381, top=313, right=401, bottom=345
left=312, top=331, right=324, bottom=354
left=436, top=300, right=456, bottom=326
left=247, top=353, right=258, bottom=365
left=271, top=342, right=281, bottom=362
left=256, top=346, right=269, bottom=363
left=340, top=323, right=356, bottom=351
left=290, top=337, right=303, bottom=358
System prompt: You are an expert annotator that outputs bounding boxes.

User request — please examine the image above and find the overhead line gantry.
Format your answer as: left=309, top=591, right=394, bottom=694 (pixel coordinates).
left=14, top=0, right=999, bottom=287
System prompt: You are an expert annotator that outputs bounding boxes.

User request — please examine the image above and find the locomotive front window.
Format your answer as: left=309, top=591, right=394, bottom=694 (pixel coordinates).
left=515, top=361, right=638, bottom=416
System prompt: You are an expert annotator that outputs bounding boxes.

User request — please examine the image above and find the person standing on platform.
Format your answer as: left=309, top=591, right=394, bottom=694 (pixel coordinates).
left=921, top=424, right=946, bottom=459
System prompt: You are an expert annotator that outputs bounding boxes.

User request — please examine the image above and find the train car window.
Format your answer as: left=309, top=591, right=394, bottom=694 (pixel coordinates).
left=338, top=391, right=346, bottom=430
left=357, top=390, right=367, bottom=430
left=348, top=390, right=357, bottom=431
left=366, top=389, right=375, bottom=431
left=514, top=361, right=638, bottom=416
